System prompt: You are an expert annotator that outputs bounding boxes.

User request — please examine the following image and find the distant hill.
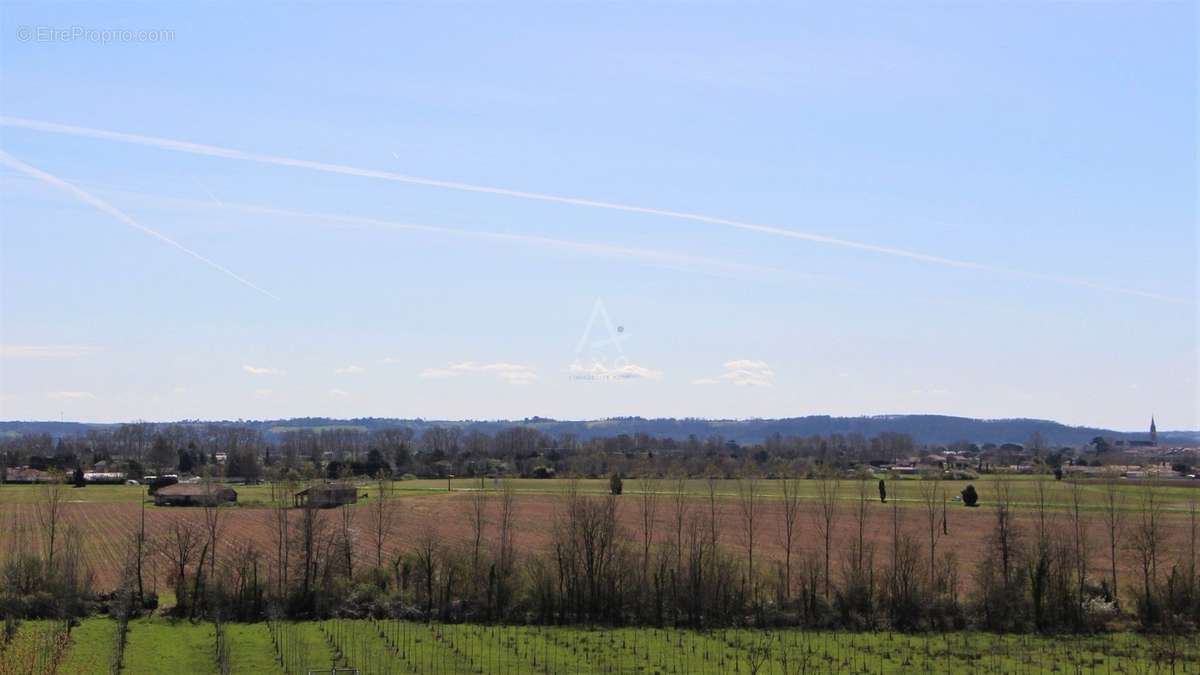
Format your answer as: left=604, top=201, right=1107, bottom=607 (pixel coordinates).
left=3, top=415, right=1196, bottom=447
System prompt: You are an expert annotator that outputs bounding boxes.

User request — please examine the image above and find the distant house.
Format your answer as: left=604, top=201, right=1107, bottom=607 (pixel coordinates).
left=83, top=471, right=126, bottom=484
left=1064, top=465, right=1104, bottom=479
left=6, top=467, right=54, bottom=483
left=294, top=484, right=359, bottom=508
left=153, top=483, right=237, bottom=506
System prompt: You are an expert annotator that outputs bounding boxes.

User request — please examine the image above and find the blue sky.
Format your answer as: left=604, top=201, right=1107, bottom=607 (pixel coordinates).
left=0, top=2, right=1195, bottom=431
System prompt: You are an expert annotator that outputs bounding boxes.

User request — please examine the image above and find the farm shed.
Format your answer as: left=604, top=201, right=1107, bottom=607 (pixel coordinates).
left=294, top=484, right=359, bottom=508
left=4, top=467, right=54, bottom=483
left=153, top=483, right=238, bottom=506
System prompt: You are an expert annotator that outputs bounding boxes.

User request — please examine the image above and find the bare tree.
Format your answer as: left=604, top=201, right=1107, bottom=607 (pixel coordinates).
left=555, top=478, right=624, bottom=619
left=1188, top=488, right=1198, bottom=604
left=634, top=476, right=659, bottom=588
left=813, top=465, right=840, bottom=598
left=918, top=472, right=943, bottom=591
left=971, top=472, right=1023, bottom=631
left=780, top=471, right=803, bottom=599
left=1129, top=479, right=1164, bottom=613
left=116, top=517, right=149, bottom=622
left=133, top=495, right=148, bottom=603
left=295, top=484, right=325, bottom=598
left=466, top=478, right=488, bottom=587
left=495, top=479, right=516, bottom=578
left=671, top=473, right=690, bottom=576
left=886, top=478, right=904, bottom=611
left=489, top=478, right=518, bottom=617
left=415, top=522, right=441, bottom=616
left=337, top=491, right=356, bottom=579
left=852, top=474, right=872, bottom=582
left=34, top=472, right=66, bottom=566
left=268, top=474, right=293, bottom=597
left=373, top=473, right=397, bottom=570
left=201, top=476, right=224, bottom=581
left=745, top=634, right=774, bottom=675
left=1026, top=469, right=1060, bottom=628
left=736, top=474, right=761, bottom=602
left=1066, top=478, right=1089, bottom=609
left=1031, top=468, right=1056, bottom=557
left=1100, top=468, right=1126, bottom=604
left=889, top=479, right=900, bottom=575
left=706, top=476, right=720, bottom=554
left=160, top=517, right=200, bottom=614
left=992, top=473, right=1018, bottom=586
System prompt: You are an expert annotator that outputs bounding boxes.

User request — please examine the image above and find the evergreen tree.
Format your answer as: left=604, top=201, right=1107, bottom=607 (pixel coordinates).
left=177, top=449, right=194, bottom=474
left=961, top=484, right=979, bottom=507
left=610, top=472, right=623, bottom=495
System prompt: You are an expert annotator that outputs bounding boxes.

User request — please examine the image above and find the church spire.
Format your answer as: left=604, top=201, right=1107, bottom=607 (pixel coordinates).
left=1150, top=416, right=1157, bottom=445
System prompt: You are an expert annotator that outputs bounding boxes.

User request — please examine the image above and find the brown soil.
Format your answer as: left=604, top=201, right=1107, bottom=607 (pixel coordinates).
left=2, top=494, right=1193, bottom=601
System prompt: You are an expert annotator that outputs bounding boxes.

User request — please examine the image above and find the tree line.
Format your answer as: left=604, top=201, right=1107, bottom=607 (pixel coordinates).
left=2, top=471, right=1197, bottom=636
left=3, top=422, right=1047, bottom=485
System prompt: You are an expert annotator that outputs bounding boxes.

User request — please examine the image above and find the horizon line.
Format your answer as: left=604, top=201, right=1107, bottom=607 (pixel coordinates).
left=0, top=414, right=1186, bottom=435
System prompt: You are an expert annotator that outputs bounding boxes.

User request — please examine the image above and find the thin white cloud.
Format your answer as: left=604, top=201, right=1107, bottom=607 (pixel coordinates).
left=694, top=359, right=775, bottom=386
left=0, top=148, right=279, bottom=300
left=1, top=344, right=97, bottom=358
left=378, top=356, right=403, bottom=365
left=254, top=388, right=273, bottom=397
left=419, top=367, right=459, bottom=379
left=328, top=388, right=350, bottom=398
left=420, top=361, right=538, bottom=385
left=47, top=391, right=94, bottom=400
left=334, top=365, right=365, bottom=375
left=725, top=359, right=771, bottom=371
left=243, top=365, right=283, bottom=376
left=569, top=362, right=664, bottom=381
left=0, top=116, right=1183, bottom=304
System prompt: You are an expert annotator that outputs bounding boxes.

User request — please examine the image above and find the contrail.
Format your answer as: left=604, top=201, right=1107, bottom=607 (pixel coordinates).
left=0, top=150, right=279, bottom=300
left=0, top=116, right=1184, bottom=304
left=1, top=172, right=799, bottom=280
left=212, top=201, right=801, bottom=280
left=195, top=179, right=223, bottom=206
left=6, top=175, right=798, bottom=281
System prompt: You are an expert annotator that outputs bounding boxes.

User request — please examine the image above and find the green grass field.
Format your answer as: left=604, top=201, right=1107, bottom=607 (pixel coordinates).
left=264, top=620, right=336, bottom=675
left=57, top=618, right=116, bottom=675
left=428, top=475, right=1200, bottom=514
left=10, top=618, right=1188, bottom=674
left=2, top=474, right=1195, bottom=514
left=223, top=623, right=287, bottom=675
left=120, top=618, right=218, bottom=674
left=0, top=620, right=70, bottom=675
